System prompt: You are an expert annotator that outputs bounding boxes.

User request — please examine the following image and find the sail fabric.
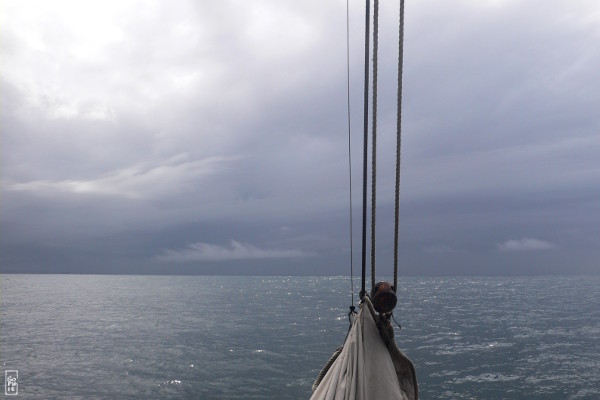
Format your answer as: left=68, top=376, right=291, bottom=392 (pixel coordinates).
left=311, top=298, right=417, bottom=400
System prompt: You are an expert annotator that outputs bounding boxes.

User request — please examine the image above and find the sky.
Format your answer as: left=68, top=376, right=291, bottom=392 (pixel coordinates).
left=1, top=0, right=599, bottom=276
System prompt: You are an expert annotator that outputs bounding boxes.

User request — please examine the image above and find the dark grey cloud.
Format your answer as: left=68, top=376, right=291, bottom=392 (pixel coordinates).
left=1, top=0, right=599, bottom=276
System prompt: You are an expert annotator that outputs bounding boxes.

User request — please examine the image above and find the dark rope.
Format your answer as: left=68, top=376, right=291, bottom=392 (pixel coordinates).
left=346, top=0, right=355, bottom=308
left=393, top=0, right=405, bottom=292
left=370, top=0, right=379, bottom=293
left=360, top=0, right=370, bottom=300
left=391, top=311, right=402, bottom=330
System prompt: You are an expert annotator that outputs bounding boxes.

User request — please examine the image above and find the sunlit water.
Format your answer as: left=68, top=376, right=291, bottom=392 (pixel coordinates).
left=1, top=274, right=599, bottom=399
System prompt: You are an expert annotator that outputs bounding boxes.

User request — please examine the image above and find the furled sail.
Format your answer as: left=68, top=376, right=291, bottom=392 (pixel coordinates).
left=310, top=297, right=418, bottom=400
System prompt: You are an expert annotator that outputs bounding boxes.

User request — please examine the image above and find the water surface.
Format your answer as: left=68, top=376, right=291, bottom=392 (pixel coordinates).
left=1, top=274, right=599, bottom=399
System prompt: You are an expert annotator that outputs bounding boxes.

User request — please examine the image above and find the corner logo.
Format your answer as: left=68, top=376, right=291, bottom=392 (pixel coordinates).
left=5, top=370, right=18, bottom=396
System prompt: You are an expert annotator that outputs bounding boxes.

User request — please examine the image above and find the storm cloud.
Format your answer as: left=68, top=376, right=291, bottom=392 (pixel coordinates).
left=1, top=0, right=599, bottom=276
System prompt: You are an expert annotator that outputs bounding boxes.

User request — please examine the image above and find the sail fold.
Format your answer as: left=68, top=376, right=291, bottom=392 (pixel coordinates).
left=311, top=297, right=418, bottom=400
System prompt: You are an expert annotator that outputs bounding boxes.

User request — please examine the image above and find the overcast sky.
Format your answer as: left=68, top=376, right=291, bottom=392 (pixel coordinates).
left=1, top=0, right=599, bottom=277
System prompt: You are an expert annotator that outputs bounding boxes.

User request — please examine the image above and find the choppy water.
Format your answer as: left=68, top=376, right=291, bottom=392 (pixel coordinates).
left=1, top=274, right=599, bottom=399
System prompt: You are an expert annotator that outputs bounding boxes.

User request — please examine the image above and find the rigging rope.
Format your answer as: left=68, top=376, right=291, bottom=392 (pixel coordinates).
left=393, top=0, right=405, bottom=292
left=360, top=0, right=405, bottom=296
left=360, top=0, right=371, bottom=299
left=370, top=0, right=380, bottom=293
left=346, top=0, right=354, bottom=307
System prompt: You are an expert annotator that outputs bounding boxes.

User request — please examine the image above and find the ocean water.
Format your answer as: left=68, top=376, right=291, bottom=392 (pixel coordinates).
left=1, top=274, right=599, bottom=399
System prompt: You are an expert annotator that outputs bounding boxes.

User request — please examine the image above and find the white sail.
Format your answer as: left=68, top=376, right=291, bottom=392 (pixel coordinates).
left=311, top=297, right=418, bottom=400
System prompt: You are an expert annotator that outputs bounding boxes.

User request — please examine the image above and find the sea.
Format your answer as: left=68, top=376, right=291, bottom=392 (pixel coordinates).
left=1, top=274, right=599, bottom=399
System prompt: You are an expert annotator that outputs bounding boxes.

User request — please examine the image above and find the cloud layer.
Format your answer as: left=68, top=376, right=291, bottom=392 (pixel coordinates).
left=155, top=240, right=314, bottom=263
left=497, top=238, right=555, bottom=252
left=1, top=0, right=599, bottom=275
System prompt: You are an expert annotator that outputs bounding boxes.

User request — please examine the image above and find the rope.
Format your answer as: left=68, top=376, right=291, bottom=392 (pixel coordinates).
left=312, top=345, right=344, bottom=391
left=393, top=0, right=405, bottom=292
left=370, top=0, right=379, bottom=293
left=360, top=0, right=371, bottom=299
left=313, top=306, right=358, bottom=392
left=346, top=0, right=355, bottom=308
left=391, top=311, right=402, bottom=330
